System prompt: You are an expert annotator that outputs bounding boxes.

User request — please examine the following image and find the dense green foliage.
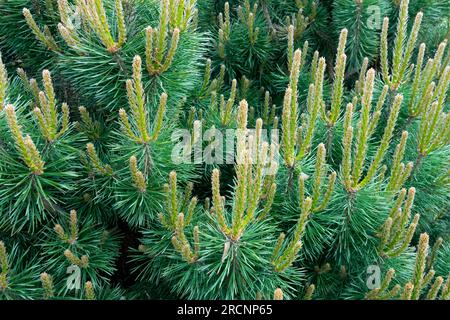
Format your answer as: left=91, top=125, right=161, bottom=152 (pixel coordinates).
left=0, top=0, right=448, bottom=300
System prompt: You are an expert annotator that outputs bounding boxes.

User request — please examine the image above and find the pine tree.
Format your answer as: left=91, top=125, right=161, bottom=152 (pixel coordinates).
left=0, top=0, right=448, bottom=300
left=0, top=68, right=78, bottom=234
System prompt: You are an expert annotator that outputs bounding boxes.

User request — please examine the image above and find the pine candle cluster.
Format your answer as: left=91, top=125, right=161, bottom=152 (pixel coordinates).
left=0, top=0, right=448, bottom=300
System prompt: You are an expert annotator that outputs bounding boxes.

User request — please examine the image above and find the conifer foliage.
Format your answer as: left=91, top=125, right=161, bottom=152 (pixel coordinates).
left=0, top=0, right=448, bottom=300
